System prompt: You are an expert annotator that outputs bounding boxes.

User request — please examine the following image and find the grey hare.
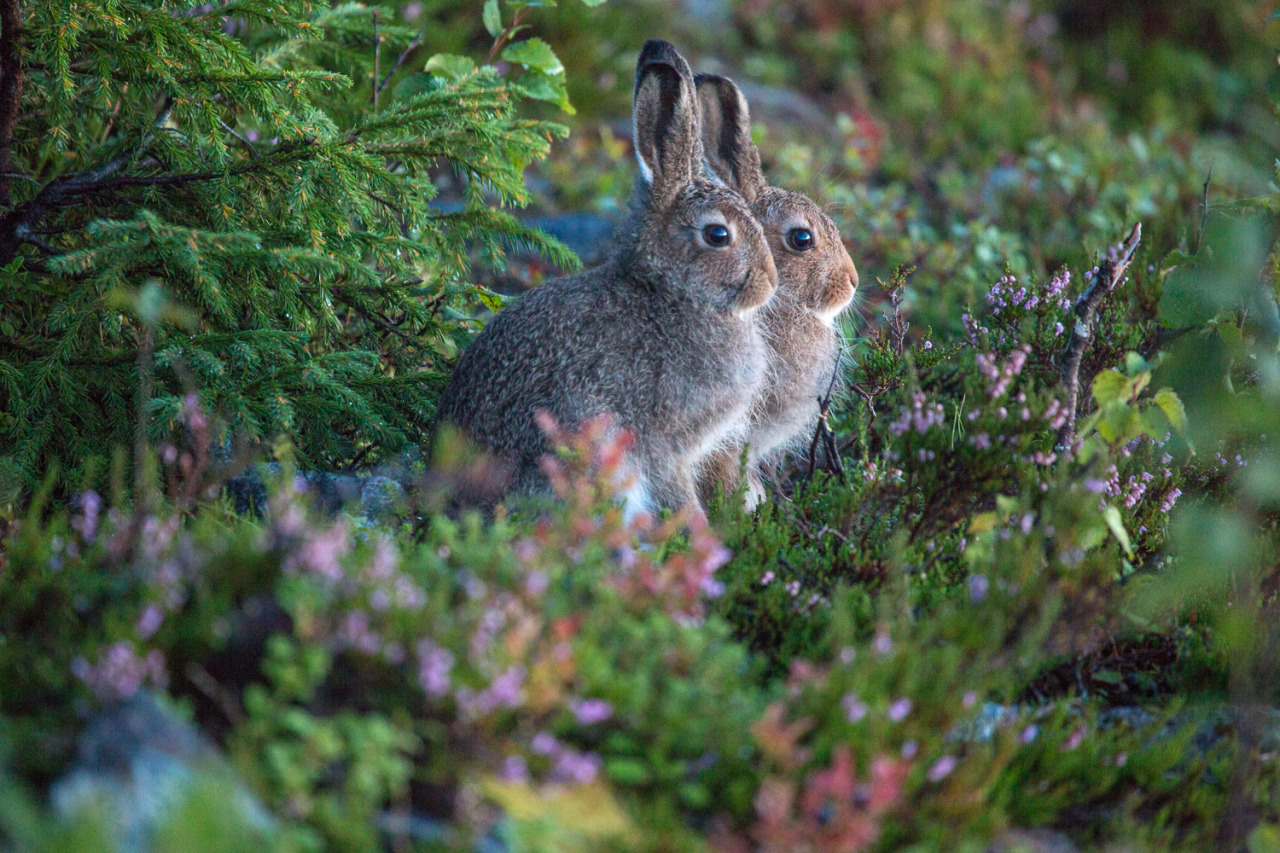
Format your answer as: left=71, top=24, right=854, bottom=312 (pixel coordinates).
left=693, top=73, right=859, bottom=508
left=437, top=41, right=777, bottom=522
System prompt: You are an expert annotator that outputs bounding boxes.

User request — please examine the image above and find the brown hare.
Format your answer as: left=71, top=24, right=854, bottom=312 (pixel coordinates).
left=437, top=42, right=778, bottom=523
left=693, top=73, right=859, bottom=508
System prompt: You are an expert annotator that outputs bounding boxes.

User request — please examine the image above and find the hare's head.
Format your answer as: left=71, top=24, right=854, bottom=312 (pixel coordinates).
left=628, top=42, right=776, bottom=316
left=694, top=73, right=858, bottom=326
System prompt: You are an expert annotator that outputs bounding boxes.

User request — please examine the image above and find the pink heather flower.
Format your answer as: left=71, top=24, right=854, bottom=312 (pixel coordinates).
left=468, top=665, right=526, bottom=715
left=887, top=698, right=913, bottom=723
left=550, top=750, right=603, bottom=785
left=842, top=693, right=869, bottom=723
left=1160, top=488, right=1182, bottom=513
left=968, top=574, right=989, bottom=603
left=786, top=580, right=801, bottom=597
left=416, top=641, right=454, bottom=698
left=72, top=491, right=102, bottom=542
left=283, top=520, right=351, bottom=582
left=927, top=755, right=957, bottom=782
left=1061, top=727, right=1086, bottom=751
left=524, top=570, right=549, bottom=596
left=962, top=691, right=978, bottom=709
left=514, top=538, right=539, bottom=564
left=1115, top=752, right=1127, bottom=767
left=759, top=570, right=775, bottom=587
left=1083, top=478, right=1108, bottom=494
left=568, top=697, right=614, bottom=726
left=72, top=641, right=166, bottom=701
left=135, top=605, right=163, bottom=640
left=872, top=632, right=893, bottom=656
left=839, top=646, right=856, bottom=664
left=700, top=543, right=733, bottom=573
left=531, top=732, right=559, bottom=755
left=923, top=340, right=933, bottom=350
left=1019, top=514, right=1034, bottom=535
left=180, top=393, right=208, bottom=431
left=701, top=576, right=726, bottom=598
left=500, top=754, right=529, bottom=782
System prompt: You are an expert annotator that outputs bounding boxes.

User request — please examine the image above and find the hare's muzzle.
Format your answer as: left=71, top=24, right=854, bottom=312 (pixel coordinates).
left=733, top=256, right=778, bottom=315
left=825, top=257, right=858, bottom=313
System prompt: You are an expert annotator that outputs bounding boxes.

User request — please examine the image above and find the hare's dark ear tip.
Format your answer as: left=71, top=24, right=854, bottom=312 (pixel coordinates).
left=638, top=39, right=681, bottom=67
left=693, top=72, right=728, bottom=89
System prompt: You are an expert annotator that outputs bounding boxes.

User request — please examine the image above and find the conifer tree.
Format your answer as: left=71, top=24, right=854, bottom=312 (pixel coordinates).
left=0, top=0, right=586, bottom=495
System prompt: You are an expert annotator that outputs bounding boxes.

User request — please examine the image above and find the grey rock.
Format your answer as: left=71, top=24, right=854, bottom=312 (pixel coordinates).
left=226, top=464, right=406, bottom=520
left=50, top=691, right=273, bottom=853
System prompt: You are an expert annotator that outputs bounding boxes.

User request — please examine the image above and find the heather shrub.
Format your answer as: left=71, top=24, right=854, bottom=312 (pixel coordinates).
left=4, top=0, right=1280, bottom=851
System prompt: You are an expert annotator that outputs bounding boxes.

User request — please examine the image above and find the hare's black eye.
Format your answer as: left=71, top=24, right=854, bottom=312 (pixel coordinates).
left=787, top=228, right=815, bottom=251
left=702, top=224, right=732, bottom=248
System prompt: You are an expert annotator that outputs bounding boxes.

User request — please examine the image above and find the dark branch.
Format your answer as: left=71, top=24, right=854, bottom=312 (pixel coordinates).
left=1055, top=222, right=1142, bottom=452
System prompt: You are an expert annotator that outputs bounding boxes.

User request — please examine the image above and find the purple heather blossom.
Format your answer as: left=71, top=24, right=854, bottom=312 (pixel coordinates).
left=524, top=570, right=549, bottom=596
left=872, top=631, right=893, bottom=656
left=927, top=755, right=957, bottom=782
left=759, top=570, right=775, bottom=587
left=962, top=690, right=978, bottom=709
left=417, top=640, right=455, bottom=698
left=72, top=491, right=102, bottom=542
left=701, top=576, right=726, bottom=598
left=550, top=750, right=602, bottom=785
left=500, top=754, right=529, bottom=783
left=968, top=574, right=989, bottom=603
left=901, top=740, right=918, bottom=759
left=72, top=641, right=166, bottom=701
left=532, top=731, right=559, bottom=755
left=1160, top=488, right=1182, bottom=513
left=136, top=604, right=163, bottom=640
left=1021, top=725, right=1039, bottom=744
left=887, top=697, right=913, bottom=723
left=842, top=693, right=869, bottom=723
left=569, top=697, right=614, bottom=726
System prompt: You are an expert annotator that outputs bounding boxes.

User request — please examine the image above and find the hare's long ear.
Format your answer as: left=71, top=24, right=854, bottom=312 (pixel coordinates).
left=694, top=73, right=766, bottom=203
left=633, top=40, right=702, bottom=208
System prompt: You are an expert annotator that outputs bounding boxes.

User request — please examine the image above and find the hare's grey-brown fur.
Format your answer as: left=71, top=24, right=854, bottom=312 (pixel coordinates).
left=437, top=42, right=777, bottom=520
left=694, top=73, right=858, bottom=507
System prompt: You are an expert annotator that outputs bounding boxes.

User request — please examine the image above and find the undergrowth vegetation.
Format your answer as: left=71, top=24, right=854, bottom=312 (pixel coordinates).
left=2, top=0, right=1280, bottom=851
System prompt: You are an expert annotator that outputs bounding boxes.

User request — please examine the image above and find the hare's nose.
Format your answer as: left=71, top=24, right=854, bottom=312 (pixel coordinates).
left=846, top=259, right=860, bottom=292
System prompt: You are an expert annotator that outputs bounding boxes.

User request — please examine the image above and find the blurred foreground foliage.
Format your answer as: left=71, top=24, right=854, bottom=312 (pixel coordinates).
left=3, top=0, right=1280, bottom=851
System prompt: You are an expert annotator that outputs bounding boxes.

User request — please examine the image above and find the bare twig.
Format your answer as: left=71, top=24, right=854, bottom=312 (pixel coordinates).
left=1194, top=165, right=1213, bottom=255
left=807, top=351, right=846, bottom=479
left=1055, top=222, right=1143, bottom=451
left=483, top=7, right=530, bottom=67
left=218, top=117, right=260, bottom=159
left=0, top=0, right=25, bottom=207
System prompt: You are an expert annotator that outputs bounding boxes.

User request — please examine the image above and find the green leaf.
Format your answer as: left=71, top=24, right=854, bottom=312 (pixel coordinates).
left=483, top=0, right=502, bottom=38
left=1153, top=388, right=1188, bottom=434
left=501, top=38, right=563, bottom=75
left=424, top=53, right=476, bottom=80
left=1091, top=370, right=1127, bottom=406
left=605, top=757, right=652, bottom=785
left=578, top=0, right=609, bottom=6
left=510, top=72, right=574, bottom=113
left=1102, top=505, right=1133, bottom=558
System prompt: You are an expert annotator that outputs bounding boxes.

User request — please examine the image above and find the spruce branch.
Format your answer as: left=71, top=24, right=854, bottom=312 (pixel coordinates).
left=0, top=0, right=24, bottom=207
left=1055, top=222, right=1142, bottom=452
